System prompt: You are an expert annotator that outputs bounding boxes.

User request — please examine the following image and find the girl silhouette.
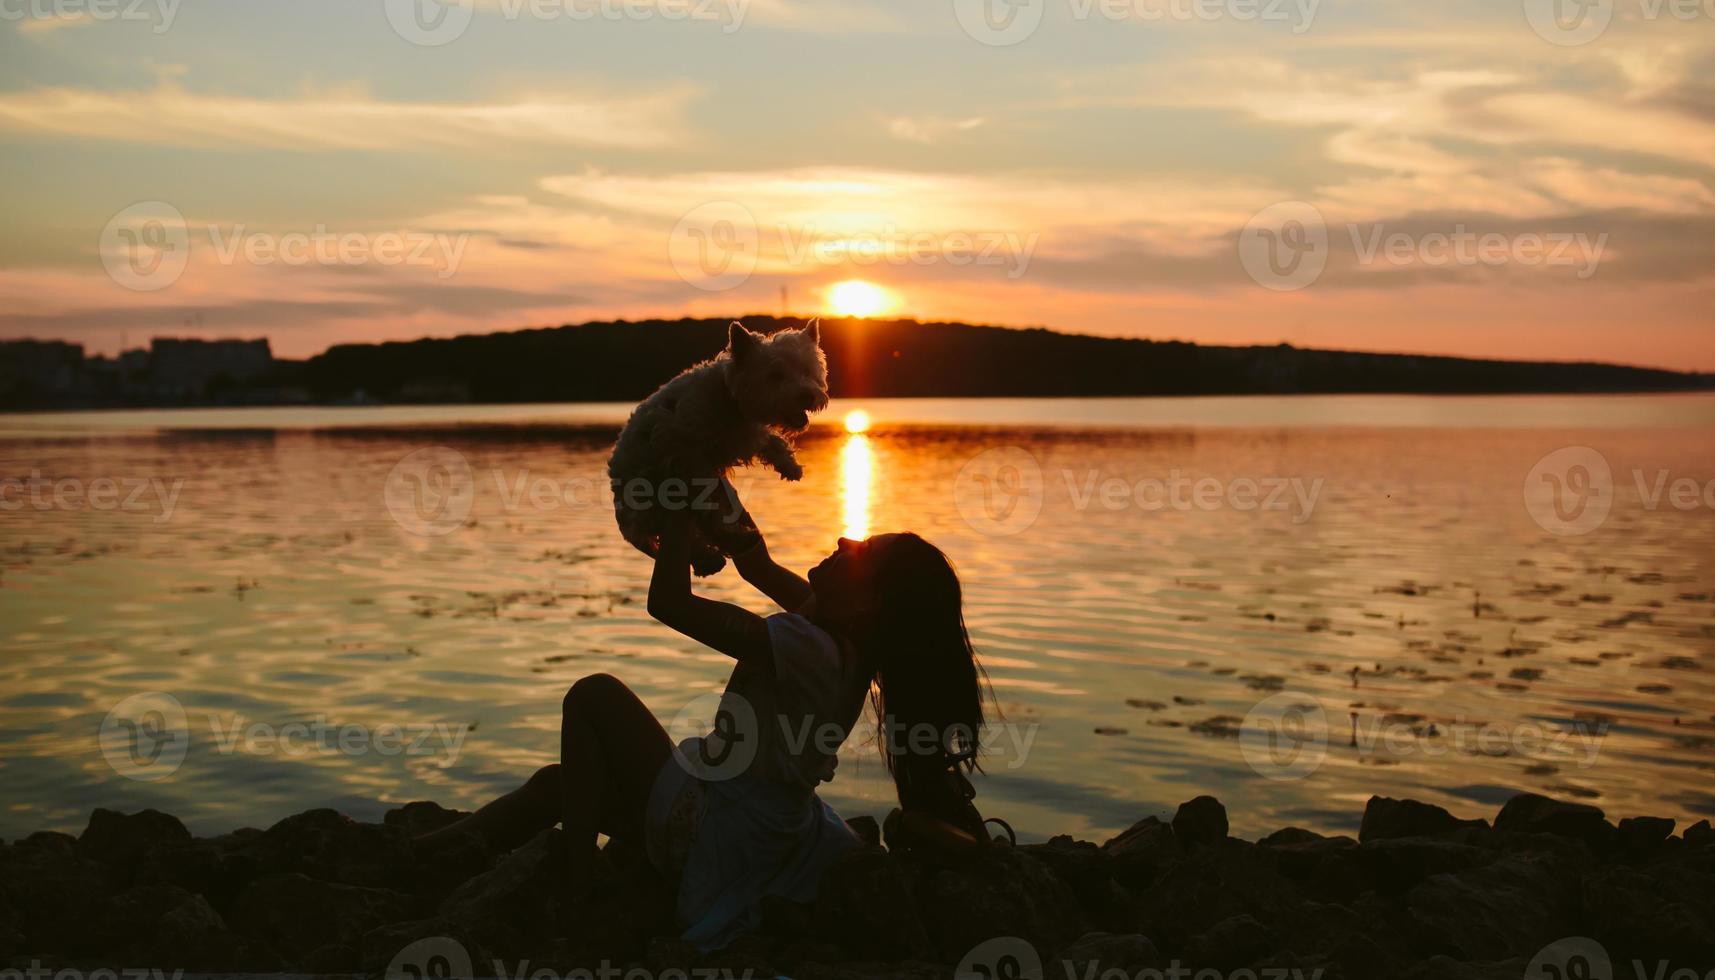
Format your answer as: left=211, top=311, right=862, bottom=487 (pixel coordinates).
left=421, top=506, right=988, bottom=949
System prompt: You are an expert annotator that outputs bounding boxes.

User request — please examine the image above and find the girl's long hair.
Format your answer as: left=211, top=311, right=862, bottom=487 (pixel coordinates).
left=855, top=533, right=989, bottom=805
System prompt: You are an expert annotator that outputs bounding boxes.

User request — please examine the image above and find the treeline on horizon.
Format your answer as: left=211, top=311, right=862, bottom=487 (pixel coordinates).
left=299, top=316, right=1709, bottom=403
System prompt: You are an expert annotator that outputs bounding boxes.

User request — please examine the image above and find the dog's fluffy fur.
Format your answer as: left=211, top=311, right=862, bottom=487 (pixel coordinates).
left=608, top=320, right=829, bottom=575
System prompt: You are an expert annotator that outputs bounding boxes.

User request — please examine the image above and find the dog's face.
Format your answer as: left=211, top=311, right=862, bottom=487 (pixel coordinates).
left=725, top=320, right=829, bottom=430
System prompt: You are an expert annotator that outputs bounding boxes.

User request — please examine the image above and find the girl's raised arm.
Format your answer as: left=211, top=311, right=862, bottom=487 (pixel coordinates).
left=733, top=536, right=813, bottom=614
left=647, top=511, right=772, bottom=667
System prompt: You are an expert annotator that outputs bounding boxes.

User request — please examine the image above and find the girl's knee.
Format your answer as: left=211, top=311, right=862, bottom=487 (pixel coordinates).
left=563, top=672, right=623, bottom=715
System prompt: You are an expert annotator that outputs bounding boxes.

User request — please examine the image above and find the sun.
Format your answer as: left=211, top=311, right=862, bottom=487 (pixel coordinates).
left=844, top=409, right=871, bottom=434
left=826, top=279, right=894, bottom=318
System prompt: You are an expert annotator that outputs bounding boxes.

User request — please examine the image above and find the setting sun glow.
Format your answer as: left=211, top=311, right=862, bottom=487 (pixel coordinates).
left=843, top=410, right=871, bottom=434
left=840, top=432, right=873, bottom=541
left=826, top=280, right=893, bottom=318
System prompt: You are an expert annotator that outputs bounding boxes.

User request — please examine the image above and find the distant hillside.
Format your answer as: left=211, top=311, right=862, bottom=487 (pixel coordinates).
left=300, top=316, right=1710, bottom=403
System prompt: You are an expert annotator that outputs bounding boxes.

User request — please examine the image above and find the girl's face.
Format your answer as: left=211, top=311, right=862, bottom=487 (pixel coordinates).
left=807, top=533, right=902, bottom=626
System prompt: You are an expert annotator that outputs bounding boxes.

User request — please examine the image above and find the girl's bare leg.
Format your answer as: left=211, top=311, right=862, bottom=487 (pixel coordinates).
left=415, top=763, right=567, bottom=851
left=417, top=672, right=673, bottom=887
left=557, top=672, right=673, bottom=890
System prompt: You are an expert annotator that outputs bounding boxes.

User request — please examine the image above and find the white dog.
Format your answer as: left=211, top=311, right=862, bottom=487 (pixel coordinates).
left=608, top=320, right=829, bottom=575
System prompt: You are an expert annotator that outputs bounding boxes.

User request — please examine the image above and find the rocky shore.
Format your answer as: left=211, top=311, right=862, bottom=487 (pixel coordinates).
left=3, top=792, right=1712, bottom=979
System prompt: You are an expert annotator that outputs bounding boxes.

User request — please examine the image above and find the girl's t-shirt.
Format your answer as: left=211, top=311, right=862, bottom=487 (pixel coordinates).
left=669, top=612, right=871, bottom=951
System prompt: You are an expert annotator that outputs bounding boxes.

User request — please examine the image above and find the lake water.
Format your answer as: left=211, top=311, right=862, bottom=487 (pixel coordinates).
left=3, top=394, right=1713, bottom=843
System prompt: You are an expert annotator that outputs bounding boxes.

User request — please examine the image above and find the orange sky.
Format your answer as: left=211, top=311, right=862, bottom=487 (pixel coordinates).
left=1, top=1, right=1711, bottom=370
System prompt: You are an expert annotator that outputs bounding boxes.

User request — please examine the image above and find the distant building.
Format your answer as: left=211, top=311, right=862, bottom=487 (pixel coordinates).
left=0, top=339, right=89, bottom=407
left=147, top=338, right=273, bottom=398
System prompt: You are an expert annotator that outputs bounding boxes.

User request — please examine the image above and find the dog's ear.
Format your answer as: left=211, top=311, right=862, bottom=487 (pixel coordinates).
left=727, top=321, right=760, bottom=359
left=800, top=318, right=820, bottom=345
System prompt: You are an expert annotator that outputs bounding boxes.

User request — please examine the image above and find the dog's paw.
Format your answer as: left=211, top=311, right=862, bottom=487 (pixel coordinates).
left=777, top=460, right=804, bottom=482
left=690, top=551, right=728, bottom=577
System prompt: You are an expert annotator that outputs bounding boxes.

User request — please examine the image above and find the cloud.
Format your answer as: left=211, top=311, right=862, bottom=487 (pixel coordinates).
left=886, top=115, right=987, bottom=144
left=16, top=12, right=95, bottom=34
left=0, top=82, right=695, bottom=150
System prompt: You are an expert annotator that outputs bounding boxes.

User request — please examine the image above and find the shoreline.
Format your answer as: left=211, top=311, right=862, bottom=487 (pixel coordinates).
left=4, top=791, right=1712, bottom=978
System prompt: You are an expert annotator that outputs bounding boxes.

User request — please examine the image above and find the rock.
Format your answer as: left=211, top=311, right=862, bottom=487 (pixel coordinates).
left=1264, top=835, right=1366, bottom=903
left=1053, top=931, right=1162, bottom=975
left=358, top=918, right=493, bottom=977
left=1582, top=864, right=1715, bottom=963
left=383, top=800, right=470, bottom=838
left=1172, top=796, right=1228, bottom=848
left=1258, top=827, right=1324, bottom=847
left=1493, top=793, right=1614, bottom=848
left=1401, top=955, right=1533, bottom=980
left=1019, top=836, right=1127, bottom=931
left=1102, top=816, right=1177, bottom=888
left=77, top=808, right=193, bottom=878
left=84, top=883, right=250, bottom=968
left=1357, top=837, right=1491, bottom=895
left=437, top=829, right=565, bottom=953
left=1396, top=850, right=1580, bottom=961
left=232, top=872, right=416, bottom=958
left=1617, top=816, right=1676, bottom=848
left=916, top=849, right=1086, bottom=962
left=1130, top=842, right=1297, bottom=954
left=229, top=808, right=414, bottom=889
left=811, top=846, right=932, bottom=960
left=0, top=830, right=110, bottom=951
left=10, top=796, right=1713, bottom=977
left=1359, top=797, right=1486, bottom=842
left=1183, top=914, right=1278, bottom=970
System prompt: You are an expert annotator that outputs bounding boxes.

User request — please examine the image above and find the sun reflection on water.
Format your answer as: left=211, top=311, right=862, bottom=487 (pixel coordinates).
left=840, top=432, right=873, bottom=540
